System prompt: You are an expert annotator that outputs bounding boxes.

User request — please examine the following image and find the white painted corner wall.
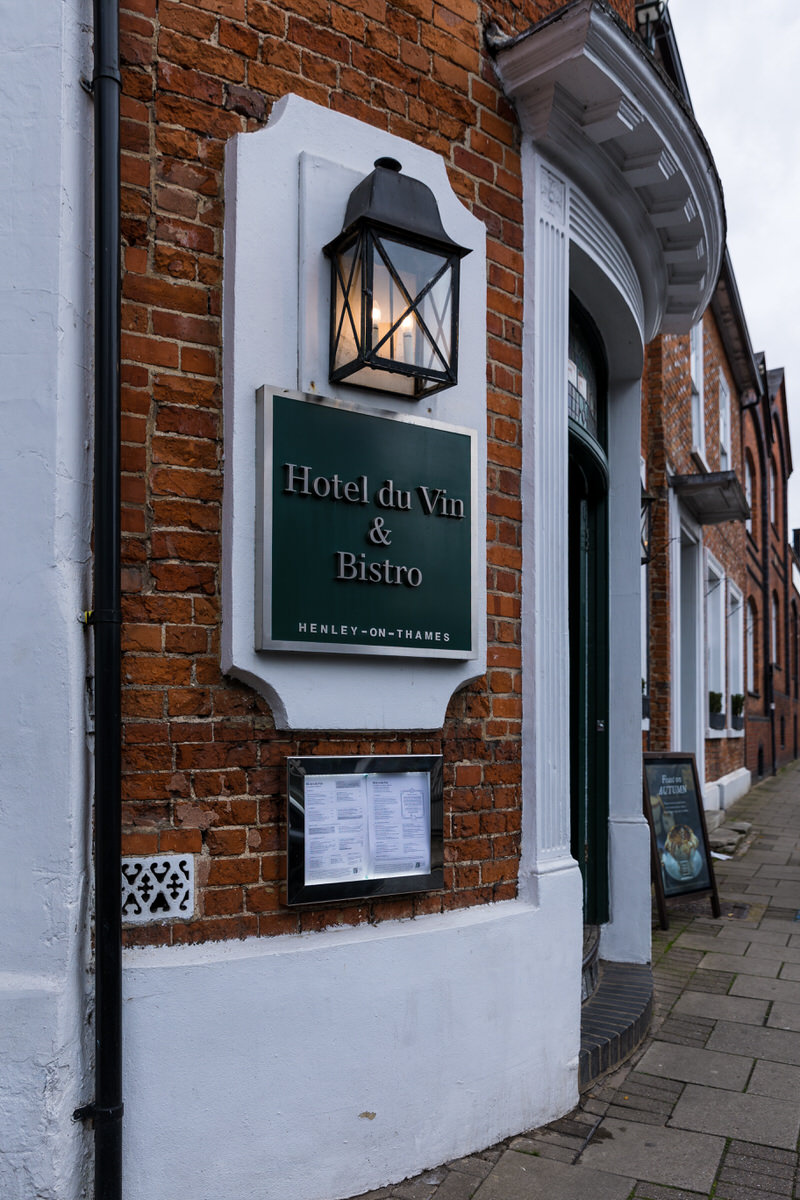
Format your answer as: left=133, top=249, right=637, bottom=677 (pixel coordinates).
left=0, top=3, right=93, bottom=1197
left=123, top=873, right=581, bottom=1200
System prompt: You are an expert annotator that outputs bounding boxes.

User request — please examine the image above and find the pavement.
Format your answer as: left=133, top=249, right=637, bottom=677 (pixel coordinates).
left=346, top=760, right=800, bottom=1200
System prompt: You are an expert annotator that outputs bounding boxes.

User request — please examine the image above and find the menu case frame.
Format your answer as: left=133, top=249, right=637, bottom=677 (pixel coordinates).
left=286, top=754, right=444, bottom=905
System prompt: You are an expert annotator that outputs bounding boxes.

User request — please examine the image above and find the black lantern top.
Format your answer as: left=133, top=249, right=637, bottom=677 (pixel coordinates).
left=337, top=157, right=466, bottom=252
left=323, top=159, right=470, bottom=399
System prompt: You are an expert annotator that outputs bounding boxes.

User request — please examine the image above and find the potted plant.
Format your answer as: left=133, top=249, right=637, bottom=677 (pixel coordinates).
left=708, top=690, right=725, bottom=730
left=731, top=692, right=745, bottom=730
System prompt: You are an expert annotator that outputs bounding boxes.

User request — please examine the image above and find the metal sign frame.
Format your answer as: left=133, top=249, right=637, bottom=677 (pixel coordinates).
left=286, top=754, right=444, bottom=905
left=256, top=388, right=478, bottom=659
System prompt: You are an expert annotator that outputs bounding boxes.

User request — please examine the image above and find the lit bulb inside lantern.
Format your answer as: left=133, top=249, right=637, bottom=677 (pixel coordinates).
left=401, top=313, right=414, bottom=364
left=371, top=304, right=381, bottom=348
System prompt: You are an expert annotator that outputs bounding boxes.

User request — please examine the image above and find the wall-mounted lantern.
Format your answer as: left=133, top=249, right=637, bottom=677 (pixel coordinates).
left=641, top=488, right=655, bottom=564
left=323, top=157, right=470, bottom=399
left=634, top=0, right=668, bottom=51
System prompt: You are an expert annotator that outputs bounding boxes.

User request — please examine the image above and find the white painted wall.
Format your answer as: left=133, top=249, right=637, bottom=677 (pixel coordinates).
left=0, top=3, right=93, bottom=1196
left=123, top=878, right=581, bottom=1200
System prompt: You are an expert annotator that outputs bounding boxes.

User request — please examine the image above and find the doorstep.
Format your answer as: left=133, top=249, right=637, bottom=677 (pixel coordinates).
left=579, top=961, right=653, bottom=1090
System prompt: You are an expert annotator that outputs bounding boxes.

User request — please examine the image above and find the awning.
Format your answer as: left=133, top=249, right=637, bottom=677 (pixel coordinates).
left=670, top=471, right=749, bottom=524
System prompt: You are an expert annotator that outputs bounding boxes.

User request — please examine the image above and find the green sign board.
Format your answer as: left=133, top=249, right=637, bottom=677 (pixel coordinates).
left=256, top=391, right=475, bottom=658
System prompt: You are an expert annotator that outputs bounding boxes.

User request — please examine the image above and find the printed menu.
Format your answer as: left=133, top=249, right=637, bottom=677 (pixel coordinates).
left=304, top=770, right=431, bottom=885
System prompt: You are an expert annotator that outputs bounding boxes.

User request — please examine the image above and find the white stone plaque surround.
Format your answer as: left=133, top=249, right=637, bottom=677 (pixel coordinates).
left=222, top=96, right=487, bottom=731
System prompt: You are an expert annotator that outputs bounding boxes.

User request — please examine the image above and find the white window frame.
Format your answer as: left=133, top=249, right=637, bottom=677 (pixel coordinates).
left=706, top=552, right=725, bottom=733
left=746, top=597, right=757, bottom=694
left=718, top=369, right=731, bottom=472
left=744, top=453, right=753, bottom=535
left=690, top=321, right=706, bottom=465
left=728, top=583, right=744, bottom=733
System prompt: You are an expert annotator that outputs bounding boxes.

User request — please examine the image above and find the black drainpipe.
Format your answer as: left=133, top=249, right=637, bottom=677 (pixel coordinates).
left=74, top=1, right=123, bottom=1196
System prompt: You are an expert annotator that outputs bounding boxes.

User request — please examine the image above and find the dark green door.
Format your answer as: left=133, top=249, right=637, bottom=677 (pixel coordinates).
left=568, top=452, right=609, bottom=923
left=567, top=300, right=609, bottom=925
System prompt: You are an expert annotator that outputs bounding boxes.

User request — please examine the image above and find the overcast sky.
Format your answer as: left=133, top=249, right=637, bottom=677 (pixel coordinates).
left=667, top=0, right=800, bottom=534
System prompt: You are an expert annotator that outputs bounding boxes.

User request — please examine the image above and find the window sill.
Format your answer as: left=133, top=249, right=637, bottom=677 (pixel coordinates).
left=691, top=447, right=710, bottom=473
left=706, top=727, right=744, bottom=740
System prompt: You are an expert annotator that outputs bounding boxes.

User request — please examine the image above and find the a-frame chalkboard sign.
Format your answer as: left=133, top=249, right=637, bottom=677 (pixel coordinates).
left=643, top=752, right=721, bottom=930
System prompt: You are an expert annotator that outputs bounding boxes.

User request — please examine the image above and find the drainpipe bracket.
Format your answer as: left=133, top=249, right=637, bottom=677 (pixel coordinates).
left=73, top=1102, right=125, bottom=1126
left=79, top=609, right=122, bottom=625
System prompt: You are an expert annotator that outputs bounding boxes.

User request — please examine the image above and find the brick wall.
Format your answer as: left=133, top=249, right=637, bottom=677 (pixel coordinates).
left=742, top=377, right=799, bottom=777
left=118, top=0, right=635, bottom=947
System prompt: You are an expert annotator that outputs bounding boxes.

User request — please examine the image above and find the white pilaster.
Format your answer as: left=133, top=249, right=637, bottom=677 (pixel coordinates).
left=520, top=152, right=573, bottom=883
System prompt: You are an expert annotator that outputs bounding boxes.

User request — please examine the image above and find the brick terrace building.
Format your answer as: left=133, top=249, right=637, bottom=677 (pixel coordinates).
left=743, top=360, right=799, bottom=776
left=642, top=255, right=754, bottom=812
left=642, top=19, right=798, bottom=817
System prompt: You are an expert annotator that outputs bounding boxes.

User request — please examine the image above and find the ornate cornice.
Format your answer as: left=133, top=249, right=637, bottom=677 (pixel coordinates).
left=493, top=0, right=725, bottom=339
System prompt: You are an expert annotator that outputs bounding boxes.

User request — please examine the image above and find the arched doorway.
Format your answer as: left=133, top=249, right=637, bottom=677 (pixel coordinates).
left=568, top=299, right=609, bottom=925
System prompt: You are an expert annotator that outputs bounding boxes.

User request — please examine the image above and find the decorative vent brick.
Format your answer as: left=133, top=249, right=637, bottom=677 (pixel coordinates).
left=121, top=855, right=195, bottom=924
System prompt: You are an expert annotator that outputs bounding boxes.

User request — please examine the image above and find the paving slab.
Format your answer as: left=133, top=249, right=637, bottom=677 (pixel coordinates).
left=419, top=1173, right=476, bottom=1200
left=723, top=1150, right=796, bottom=1181
left=675, top=933, right=749, bottom=955
left=747, top=1059, right=800, bottom=1102
left=730, top=975, right=800, bottom=1005
left=630, top=1186, right=707, bottom=1200
left=706, top=1019, right=800, bottom=1065
left=722, top=890, right=774, bottom=906
left=730, top=928, right=791, bottom=947
left=744, top=943, right=800, bottom=964
left=669, top=1084, right=800, bottom=1149
left=778, top=962, right=800, bottom=981
left=757, top=920, right=800, bottom=936
left=637, top=1040, right=752, bottom=1090
left=470, top=1149, right=635, bottom=1200
left=672, top=991, right=769, bottom=1025
left=697, top=952, right=780, bottom=977
left=578, top=1116, right=725, bottom=1191
left=767, top=1001, right=800, bottom=1032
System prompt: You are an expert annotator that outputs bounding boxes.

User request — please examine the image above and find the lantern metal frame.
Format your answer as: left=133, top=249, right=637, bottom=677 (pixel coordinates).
left=635, top=0, right=668, bottom=51
left=323, top=158, right=470, bottom=400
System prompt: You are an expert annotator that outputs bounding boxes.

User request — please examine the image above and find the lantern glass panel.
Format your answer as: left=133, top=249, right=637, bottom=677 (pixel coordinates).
left=419, top=271, right=452, bottom=368
left=372, top=236, right=453, bottom=372
left=332, top=238, right=362, bottom=374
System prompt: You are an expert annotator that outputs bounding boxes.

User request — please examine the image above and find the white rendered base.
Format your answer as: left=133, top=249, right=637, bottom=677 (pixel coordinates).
left=717, top=767, right=751, bottom=811
left=123, top=872, right=581, bottom=1200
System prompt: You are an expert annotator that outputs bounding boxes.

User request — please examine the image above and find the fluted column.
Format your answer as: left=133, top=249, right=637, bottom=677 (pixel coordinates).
left=521, top=152, right=573, bottom=877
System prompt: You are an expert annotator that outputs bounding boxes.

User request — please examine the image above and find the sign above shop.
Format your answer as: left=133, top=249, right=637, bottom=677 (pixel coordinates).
left=256, top=390, right=477, bottom=658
